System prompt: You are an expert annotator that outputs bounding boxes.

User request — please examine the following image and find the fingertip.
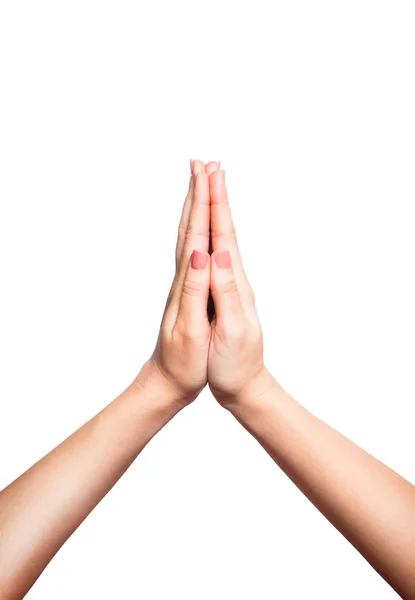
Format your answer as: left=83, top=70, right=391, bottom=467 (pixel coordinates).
left=209, top=168, right=225, bottom=184
left=193, top=171, right=209, bottom=195
left=209, top=169, right=227, bottom=204
left=194, top=170, right=208, bottom=180
left=191, top=160, right=206, bottom=175
left=206, top=161, right=219, bottom=176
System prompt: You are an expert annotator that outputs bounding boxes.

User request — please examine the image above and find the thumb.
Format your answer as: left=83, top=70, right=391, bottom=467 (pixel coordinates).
left=176, top=250, right=211, bottom=334
left=210, top=250, right=244, bottom=325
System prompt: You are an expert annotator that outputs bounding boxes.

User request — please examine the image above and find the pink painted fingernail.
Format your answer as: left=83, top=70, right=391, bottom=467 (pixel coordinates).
left=191, top=250, right=208, bottom=270
left=214, top=250, right=231, bottom=269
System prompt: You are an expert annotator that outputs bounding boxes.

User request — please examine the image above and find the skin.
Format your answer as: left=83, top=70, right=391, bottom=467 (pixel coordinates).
left=0, top=159, right=212, bottom=599
left=1, top=160, right=414, bottom=599
left=204, top=162, right=415, bottom=599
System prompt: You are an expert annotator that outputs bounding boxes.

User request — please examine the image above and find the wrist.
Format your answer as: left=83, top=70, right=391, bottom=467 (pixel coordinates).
left=222, top=367, right=285, bottom=414
left=104, top=367, right=184, bottom=450
left=132, top=359, right=190, bottom=413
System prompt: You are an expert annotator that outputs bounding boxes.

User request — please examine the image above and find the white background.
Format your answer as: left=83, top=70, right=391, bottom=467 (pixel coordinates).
left=0, top=1, right=414, bottom=598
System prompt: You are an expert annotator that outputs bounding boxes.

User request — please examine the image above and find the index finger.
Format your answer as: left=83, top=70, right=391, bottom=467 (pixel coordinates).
left=167, top=170, right=210, bottom=321
left=183, top=170, right=210, bottom=259
left=209, top=169, right=255, bottom=309
left=175, top=160, right=206, bottom=268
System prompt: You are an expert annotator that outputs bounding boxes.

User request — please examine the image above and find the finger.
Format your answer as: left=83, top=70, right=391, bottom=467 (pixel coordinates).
left=167, top=170, right=210, bottom=322
left=179, top=170, right=210, bottom=269
left=210, top=249, right=245, bottom=326
left=209, top=169, right=254, bottom=307
left=166, top=160, right=206, bottom=326
left=209, top=169, right=235, bottom=250
left=191, top=160, right=206, bottom=177
left=176, top=160, right=206, bottom=268
left=175, top=250, right=211, bottom=335
left=206, top=160, right=220, bottom=176
left=176, top=175, right=193, bottom=267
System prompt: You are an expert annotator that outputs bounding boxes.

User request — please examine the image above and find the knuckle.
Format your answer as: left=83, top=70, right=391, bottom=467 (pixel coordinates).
left=224, top=323, right=247, bottom=345
left=182, top=279, right=203, bottom=297
left=159, top=326, right=172, bottom=348
left=250, top=326, right=263, bottom=346
left=221, top=319, right=261, bottom=347
left=178, top=327, right=197, bottom=345
left=174, top=322, right=204, bottom=346
left=212, top=229, right=237, bottom=244
left=221, top=279, right=238, bottom=296
left=229, top=331, right=245, bottom=345
left=184, top=227, right=209, bottom=245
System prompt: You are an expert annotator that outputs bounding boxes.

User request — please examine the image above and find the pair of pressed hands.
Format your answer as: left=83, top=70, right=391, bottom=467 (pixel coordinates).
left=1, top=160, right=415, bottom=600
left=141, top=159, right=270, bottom=410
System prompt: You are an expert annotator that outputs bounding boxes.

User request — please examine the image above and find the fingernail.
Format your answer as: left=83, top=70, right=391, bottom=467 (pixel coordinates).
left=191, top=250, right=208, bottom=270
left=214, top=250, right=231, bottom=269
left=190, top=159, right=194, bottom=174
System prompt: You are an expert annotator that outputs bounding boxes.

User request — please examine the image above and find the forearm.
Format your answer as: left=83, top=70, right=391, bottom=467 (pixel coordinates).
left=0, top=368, right=182, bottom=600
left=228, top=375, right=415, bottom=599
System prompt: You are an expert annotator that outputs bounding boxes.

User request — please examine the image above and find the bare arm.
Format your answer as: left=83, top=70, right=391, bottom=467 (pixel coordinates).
left=0, top=160, right=213, bottom=600
left=0, top=373, right=181, bottom=600
left=229, top=376, right=415, bottom=598
left=205, top=164, right=415, bottom=599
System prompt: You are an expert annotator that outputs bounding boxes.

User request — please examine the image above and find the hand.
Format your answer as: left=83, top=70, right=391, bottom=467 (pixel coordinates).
left=137, top=160, right=214, bottom=406
left=205, top=164, right=273, bottom=406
